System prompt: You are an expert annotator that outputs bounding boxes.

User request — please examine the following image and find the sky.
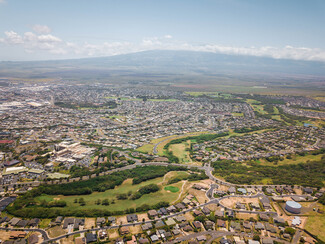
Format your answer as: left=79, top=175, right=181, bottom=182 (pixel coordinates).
left=0, top=0, right=325, bottom=61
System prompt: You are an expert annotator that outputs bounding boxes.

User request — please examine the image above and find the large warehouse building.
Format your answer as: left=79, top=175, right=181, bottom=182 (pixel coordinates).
left=285, top=201, right=302, bottom=214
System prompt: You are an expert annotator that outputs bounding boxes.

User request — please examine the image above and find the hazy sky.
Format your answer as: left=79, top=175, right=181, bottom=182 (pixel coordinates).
left=0, top=0, right=325, bottom=61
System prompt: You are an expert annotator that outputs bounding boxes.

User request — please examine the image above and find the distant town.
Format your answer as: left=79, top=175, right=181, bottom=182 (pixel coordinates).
left=0, top=82, right=324, bottom=244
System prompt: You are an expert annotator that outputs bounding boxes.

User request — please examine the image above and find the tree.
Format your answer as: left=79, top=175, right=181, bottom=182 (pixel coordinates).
left=284, top=227, right=296, bottom=236
left=253, top=235, right=260, bottom=241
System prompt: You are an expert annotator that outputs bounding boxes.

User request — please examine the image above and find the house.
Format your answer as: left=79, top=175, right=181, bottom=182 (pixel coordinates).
left=260, top=196, right=272, bottom=210
left=165, top=218, right=176, bottom=226
left=166, top=205, right=176, bottom=213
left=220, top=236, right=233, bottom=244
left=99, top=231, right=108, bottom=239
left=248, top=240, right=260, bottom=244
left=9, top=217, right=21, bottom=226
left=243, top=221, right=252, bottom=230
left=175, top=202, right=186, bottom=210
left=85, top=233, right=97, bottom=243
left=255, top=222, right=265, bottom=230
left=215, top=210, right=224, bottom=218
left=251, top=202, right=261, bottom=210
left=230, top=221, right=241, bottom=231
left=16, top=220, right=28, bottom=228
left=202, top=206, right=211, bottom=215
left=175, top=215, right=187, bottom=222
left=172, top=229, right=181, bottom=236
left=126, top=214, right=138, bottom=222
left=150, top=234, right=159, bottom=242
left=236, top=202, right=246, bottom=210
left=259, top=213, right=269, bottom=221
left=9, top=231, right=26, bottom=239
left=197, top=236, right=207, bottom=242
left=120, top=226, right=130, bottom=235
left=205, top=220, right=215, bottom=230
left=141, top=223, right=153, bottom=231
left=193, top=210, right=203, bottom=216
left=96, top=217, right=106, bottom=226
left=138, top=237, right=149, bottom=244
left=237, top=188, right=247, bottom=194
left=74, top=219, right=85, bottom=229
left=107, top=216, right=116, bottom=224
left=228, top=186, right=236, bottom=194
left=28, top=218, right=40, bottom=227
left=226, top=210, right=235, bottom=218
left=273, top=216, right=285, bottom=224
left=303, top=187, right=313, bottom=194
left=54, top=216, right=63, bottom=225
left=148, top=209, right=158, bottom=218
left=63, top=218, right=75, bottom=229
left=217, top=219, right=226, bottom=228
left=28, top=234, right=39, bottom=244
left=192, top=221, right=202, bottom=229
left=183, top=224, right=194, bottom=232
left=158, top=207, right=168, bottom=216
left=261, top=237, right=273, bottom=244
left=265, top=223, right=277, bottom=233
left=154, top=220, right=165, bottom=228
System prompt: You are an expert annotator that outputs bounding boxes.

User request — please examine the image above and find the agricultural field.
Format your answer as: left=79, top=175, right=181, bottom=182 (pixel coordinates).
left=35, top=171, right=189, bottom=212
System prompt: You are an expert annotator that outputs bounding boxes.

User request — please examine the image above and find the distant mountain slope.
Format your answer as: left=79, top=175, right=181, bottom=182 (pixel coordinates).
left=1, top=50, right=325, bottom=79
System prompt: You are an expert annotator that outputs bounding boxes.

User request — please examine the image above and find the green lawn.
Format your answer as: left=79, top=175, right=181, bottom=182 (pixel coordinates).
left=164, top=186, right=180, bottom=193
left=35, top=173, right=185, bottom=212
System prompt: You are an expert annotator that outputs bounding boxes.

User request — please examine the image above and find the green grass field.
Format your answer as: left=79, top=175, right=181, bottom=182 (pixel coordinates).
left=169, top=141, right=192, bottom=163
left=256, top=153, right=324, bottom=166
left=35, top=172, right=186, bottom=212
left=164, top=186, right=180, bottom=193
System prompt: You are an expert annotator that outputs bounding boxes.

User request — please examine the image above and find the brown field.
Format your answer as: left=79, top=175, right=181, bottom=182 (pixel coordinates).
left=219, top=197, right=259, bottom=209
left=48, top=226, right=65, bottom=238
left=236, top=213, right=258, bottom=220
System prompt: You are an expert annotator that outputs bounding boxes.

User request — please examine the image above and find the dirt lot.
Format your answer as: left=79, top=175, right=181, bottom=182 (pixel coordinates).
left=236, top=213, right=258, bottom=220
left=220, top=197, right=260, bottom=209
left=108, top=229, right=119, bottom=239
left=60, top=235, right=74, bottom=244
left=129, top=225, right=141, bottom=234
left=184, top=211, right=195, bottom=222
left=205, top=203, right=219, bottom=211
left=84, top=218, right=95, bottom=229
left=0, top=230, right=12, bottom=241
left=137, top=213, right=149, bottom=221
left=188, top=188, right=208, bottom=204
left=116, top=215, right=128, bottom=225
left=48, top=226, right=66, bottom=238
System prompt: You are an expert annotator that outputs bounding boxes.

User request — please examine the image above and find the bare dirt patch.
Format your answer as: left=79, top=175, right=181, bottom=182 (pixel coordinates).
left=236, top=213, right=258, bottom=220
left=220, top=197, right=259, bottom=209
left=84, top=218, right=95, bottom=229
left=0, top=230, right=12, bottom=241
left=129, top=225, right=141, bottom=234
left=188, top=188, right=208, bottom=204
left=116, top=215, right=128, bottom=225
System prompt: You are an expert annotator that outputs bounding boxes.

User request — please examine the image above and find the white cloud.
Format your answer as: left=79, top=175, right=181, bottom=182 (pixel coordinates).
left=4, top=31, right=23, bottom=44
left=1, top=29, right=325, bottom=62
left=32, top=24, right=51, bottom=34
left=37, top=34, right=61, bottom=43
